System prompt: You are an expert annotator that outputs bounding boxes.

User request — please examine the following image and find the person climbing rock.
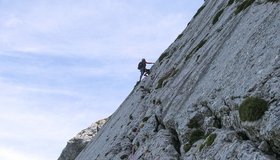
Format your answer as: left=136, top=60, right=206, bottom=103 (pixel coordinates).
left=138, top=58, right=154, bottom=81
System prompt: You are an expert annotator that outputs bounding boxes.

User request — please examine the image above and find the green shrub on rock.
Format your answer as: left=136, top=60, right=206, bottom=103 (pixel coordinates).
left=142, top=116, right=150, bottom=122
left=159, top=52, right=169, bottom=63
left=156, top=68, right=178, bottom=89
left=120, top=154, right=128, bottom=159
left=205, top=133, right=217, bottom=146
left=194, top=5, right=206, bottom=18
left=187, top=118, right=201, bottom=129
left=185, top=39, right=207, bottom=62
left=235, top=0, right=255, bottom=15
left=227, top=0, right=235, bottom=6
left=212, top=9, right=224, bottom=25
left=175, top=33, right=184, bottom=41
left=239, top=97, right=268, bottom=122
left=189, top=129, right=205, bottom=144
left=199, top=133, right=217, bottom=151
left=184, top=143, right=192, bottom=152
left=199, top=143, right=206, bottom=151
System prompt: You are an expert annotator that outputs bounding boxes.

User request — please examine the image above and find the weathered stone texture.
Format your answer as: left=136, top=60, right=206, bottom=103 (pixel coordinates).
left=58, top=119, right=107, bottom=160
left=61, top=0, right=280, bottom=159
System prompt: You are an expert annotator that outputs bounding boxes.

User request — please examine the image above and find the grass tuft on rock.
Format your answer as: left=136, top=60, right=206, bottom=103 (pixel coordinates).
left=235, top=0, right=255, bottom=15
left=199, top=143, right=206, bottom=151
left=194, top=5, right=206, bottom=18
left=184, top=143, right=192, bottom=152
left=212, top=9, right=224, bottom=25
left=239, top=97, right=268, bottom=121
left=159, top=52, right=169, bottom=63
left=187, top=118, right=201, bottom=129
left=175, top=33, right=184, bottom=41
left=185, top=39, right=207, bottom=62
left=199, top=133, right=217, bottom=151
left=156, top=75, right=168, bottom=89
left=227, top=0, right=235, bottom=6
left=120, top=154, right=128, bottom=159
left=205, top=133, right=217, bottom=146
left=156, top=68, right=178, bottom=89
left=189, top=129, right=205, bottom=144
left=142, top=116, right=150, bottom=122
left=129, top=114, right=133, bottom=120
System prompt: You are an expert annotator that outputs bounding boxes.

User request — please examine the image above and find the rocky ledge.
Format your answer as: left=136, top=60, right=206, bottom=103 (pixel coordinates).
left=58, top=118, right=107, bottom=160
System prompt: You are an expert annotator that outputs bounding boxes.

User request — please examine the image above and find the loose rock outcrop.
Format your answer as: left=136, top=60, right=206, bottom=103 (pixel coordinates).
left=60, top=0, right=280, bottom=159
left=58, top=118, right=107, bottom=160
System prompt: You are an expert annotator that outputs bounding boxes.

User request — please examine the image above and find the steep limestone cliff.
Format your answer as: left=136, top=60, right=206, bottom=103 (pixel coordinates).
left=63, top=0, right=280, bottom=159
left=58, top=119, right=107, bottom=160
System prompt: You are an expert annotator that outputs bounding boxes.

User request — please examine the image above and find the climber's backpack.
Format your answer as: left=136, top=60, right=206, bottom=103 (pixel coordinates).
left=138, top=62, right=144, bottom=70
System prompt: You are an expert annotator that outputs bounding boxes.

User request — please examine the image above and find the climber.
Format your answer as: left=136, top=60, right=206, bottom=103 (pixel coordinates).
left=138, top=58, right=154, bottom=81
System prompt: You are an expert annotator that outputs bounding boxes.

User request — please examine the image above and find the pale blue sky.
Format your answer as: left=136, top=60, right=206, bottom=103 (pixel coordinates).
left=0, top=0, right=204, bottom=159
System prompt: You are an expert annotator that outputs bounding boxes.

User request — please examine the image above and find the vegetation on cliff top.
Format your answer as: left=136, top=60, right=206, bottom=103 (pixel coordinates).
left=194, top=5, right=206, bottom=18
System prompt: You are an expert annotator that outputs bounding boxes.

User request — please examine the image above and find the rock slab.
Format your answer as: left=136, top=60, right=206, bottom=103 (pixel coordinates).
left=61, top=0, right=280, bottom=159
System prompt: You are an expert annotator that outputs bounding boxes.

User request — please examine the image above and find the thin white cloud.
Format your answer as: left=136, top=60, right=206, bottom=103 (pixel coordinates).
left=0, top=0, right=199, bottom=59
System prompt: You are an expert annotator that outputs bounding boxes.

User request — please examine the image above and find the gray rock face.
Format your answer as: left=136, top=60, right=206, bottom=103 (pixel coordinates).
left=66, top=0, right=280, bottom=159
left=58, top=118, right=107, bottom=160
